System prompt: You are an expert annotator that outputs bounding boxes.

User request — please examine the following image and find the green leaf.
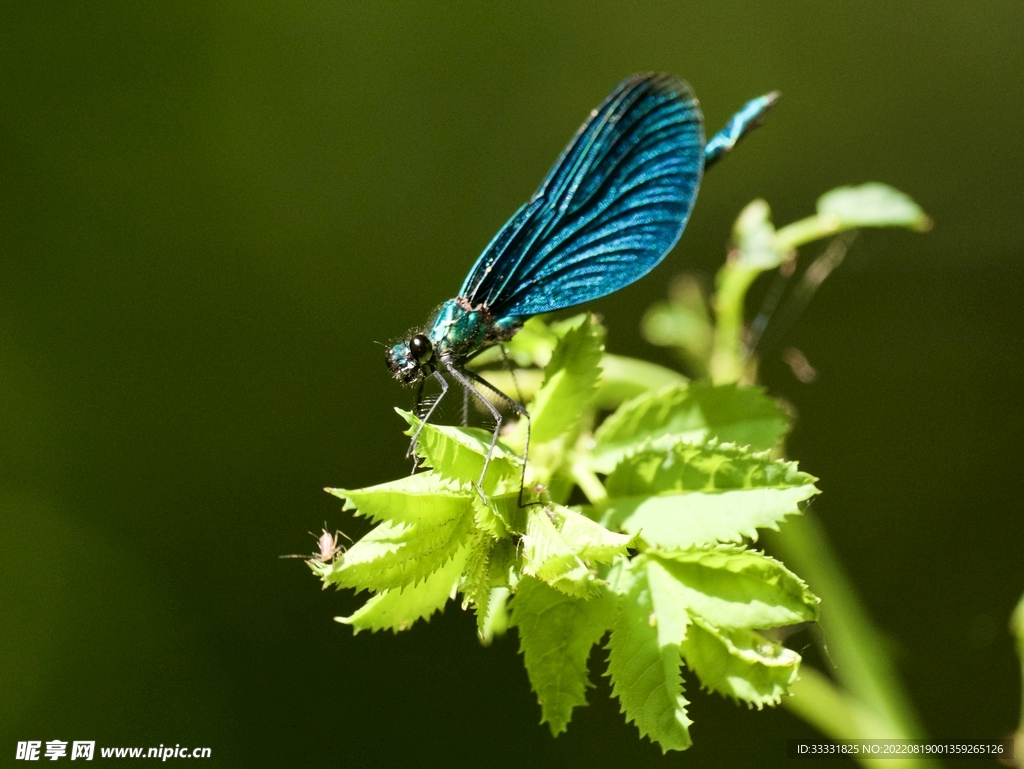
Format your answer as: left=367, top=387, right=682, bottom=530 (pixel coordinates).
left=732, top=198, right=783, bottom=270
left=553, top=504, right=636, bottom=564
left=603, top=441, right=818, bottom=548
left=326, top=471, right=468, bottom=525
left=640, top=276, right=714, bottom=378
left=680, top=617, right=800, bottom=707
left=461, top=532, right=515, bottom=639
left=644, top=557, right=693, bottom=648
left=817, top=182, right=931, bottom=231
left=649, top=547, right=819, bottom=629
left=472, top=491, right=527, bottom=539
left=319, top=494, right=474, bottom=592
left=477, top=587, right=510, bottom=646
left=486, top=537, right=521, bottom=588
left=509, top=578, right=616, bottom=735
left=472, top=498, right=506, bottom=539
left=522, top=504, right=634, bottom=597
left=593, top=354, right=688, bottom=409
left=604, top=554, right=639, bottom=597
left=521, top=508, right=596, bottom=597
left=591, top=383, right=789, bottom=473
left=606, top=562, right=692, bottom=752
left=461, top=532, right=495, bottom=612
left=528, top=314, right=604, bottom=444
left=336, top=544, right=468, bottom=634
left=397, top=409, right=519, bottom=491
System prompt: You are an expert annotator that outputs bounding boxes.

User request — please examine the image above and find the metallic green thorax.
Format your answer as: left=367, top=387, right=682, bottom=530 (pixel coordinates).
left=428, top=299, right=514, bottom=359
left=385, top=298, right=522, bottom=384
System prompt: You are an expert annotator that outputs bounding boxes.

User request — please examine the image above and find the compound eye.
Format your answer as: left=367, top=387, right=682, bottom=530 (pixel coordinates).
left=409, top=334, right=433, bottom=364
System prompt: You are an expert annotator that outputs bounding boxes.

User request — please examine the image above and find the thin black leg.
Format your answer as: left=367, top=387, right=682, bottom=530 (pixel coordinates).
left=441, top=360, right=508, bottom=501
left=499, top=345, right=526, bottom=405
left=409, top=379, right=426, bottom=472
left=458, top=366, right=538, bottom=509
left=413, top=380, right=426, bottom=419
left=408, top=369, right=449, bottom=473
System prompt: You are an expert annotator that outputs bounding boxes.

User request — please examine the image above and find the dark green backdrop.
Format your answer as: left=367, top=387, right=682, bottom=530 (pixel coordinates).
left=2, top=2, right=1022, bottom=766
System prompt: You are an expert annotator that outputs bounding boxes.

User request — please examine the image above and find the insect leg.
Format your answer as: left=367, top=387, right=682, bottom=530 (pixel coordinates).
left=409, top=379, right=427, bottom=472
left=498, top=347, right=538, bottom=507
left=407, top=369, right=449, bottom=472
left=413, top=379, right=426, bottom=420
left=441, top=360, right=507, bottom=500
left=459, top=366, right=537, bottom=508
left=498, top=344, right=526, bottom=405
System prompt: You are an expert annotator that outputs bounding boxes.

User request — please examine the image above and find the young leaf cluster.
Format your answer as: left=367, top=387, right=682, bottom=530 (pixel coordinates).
left=317, top=313, right=820, bottom=752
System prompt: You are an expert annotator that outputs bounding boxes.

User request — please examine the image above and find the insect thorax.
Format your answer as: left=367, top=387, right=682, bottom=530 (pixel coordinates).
left=386, top=298, right=522, bottom=384
left=427, top=298, right=520, bottom=360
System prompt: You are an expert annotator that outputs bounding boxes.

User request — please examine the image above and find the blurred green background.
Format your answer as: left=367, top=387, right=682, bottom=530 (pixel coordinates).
left=2, top=2, right=1023, bottom=766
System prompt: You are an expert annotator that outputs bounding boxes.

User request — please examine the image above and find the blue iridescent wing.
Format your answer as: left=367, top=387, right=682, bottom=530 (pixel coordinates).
left=704, top=91, right=779, bottom=170
left=458, top=73, right=704, bottom=319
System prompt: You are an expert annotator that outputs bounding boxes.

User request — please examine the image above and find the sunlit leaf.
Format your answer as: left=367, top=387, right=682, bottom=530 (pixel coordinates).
left=477, top=586, right=511, bottom=646
left=319, top=497, right=474, bottom=592
left=521, top=508, right=595, bottom=597
left=591, top=383, right=789, bottom=473
left=326, top=471, right=468, bottom=525
left=603, top=441, right=818, bottom=548
left=510, top=578, right=616, bottom=735
left=461, top=532, right=496, bottom=629
left=606, top=561, right=692, bottom=753
left=681, top=617, right=800, bottom=707
left=522, top=504, right=634, bottom=597
left=336, top=545, right=468, bottom=634
left=817, top=182, right=931, bottom=231
left=649, top=547, right=819, bottom=629
left=528, top=314, right=604, bottom=444
left=398, top=409, right=519, bottom=491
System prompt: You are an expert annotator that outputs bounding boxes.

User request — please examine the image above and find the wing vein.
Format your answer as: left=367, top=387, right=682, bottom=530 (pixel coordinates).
left=458, top=72, right=705, bottom=319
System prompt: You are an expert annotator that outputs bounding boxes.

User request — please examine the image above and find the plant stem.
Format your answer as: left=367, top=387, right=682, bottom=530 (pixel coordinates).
left=775, top=213, right=843, bottom=251
left=765, top=516, right=936, bottom=769
left=710, top=259, right=759, bottom=384
left=711, top=201, right=935, bottom=765
left=786, top=668, right=932, bottom=769
left=571, top=458, right=608, bottom=510
left=1010, top=593, right=1024, bottom=767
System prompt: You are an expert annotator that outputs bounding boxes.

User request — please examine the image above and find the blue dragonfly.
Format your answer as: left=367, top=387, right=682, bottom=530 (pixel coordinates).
left=386, top=72, right=777, bottom=494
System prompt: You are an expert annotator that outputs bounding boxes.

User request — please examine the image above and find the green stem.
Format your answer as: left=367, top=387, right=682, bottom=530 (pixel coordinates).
left=765, top=515, right=936, bottom=766
left=712, top=203, right=933, bottom=761
left=570, top=458, right=608, bottom=510
left=595, top=353, right=687, bottom=408
left=1011, top=594, right=1024, bottom=767
left=785, top=669, right=936, bottom=769
left=710, top=259, right=759, bottom=384
left=775, top=213, right=843, bottom=251
left=711, top=212, right=850, bottom=385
